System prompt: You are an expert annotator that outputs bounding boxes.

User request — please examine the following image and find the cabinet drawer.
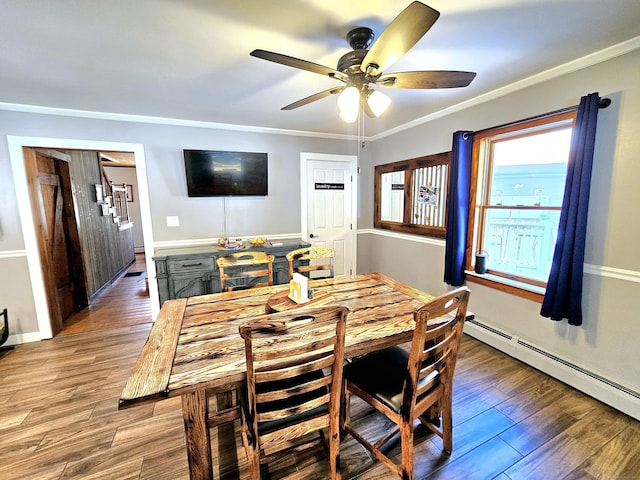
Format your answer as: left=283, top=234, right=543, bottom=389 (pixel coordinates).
left=167, top=256, right=215, bottom=274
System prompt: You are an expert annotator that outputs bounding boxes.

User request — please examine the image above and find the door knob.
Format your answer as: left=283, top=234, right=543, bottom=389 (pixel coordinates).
left=309, top=233, right=315, bottom=238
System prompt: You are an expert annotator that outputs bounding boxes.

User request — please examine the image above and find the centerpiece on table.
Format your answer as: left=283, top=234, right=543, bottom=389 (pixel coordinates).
left=288, top=272, right=309, bottom=304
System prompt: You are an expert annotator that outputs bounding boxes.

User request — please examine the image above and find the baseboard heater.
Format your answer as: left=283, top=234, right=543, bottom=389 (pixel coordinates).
left=515, top=339, right=640, bottom=400
left=468, top=318, right=513, bottom=341
left=465, top=318, right=640, bottom=418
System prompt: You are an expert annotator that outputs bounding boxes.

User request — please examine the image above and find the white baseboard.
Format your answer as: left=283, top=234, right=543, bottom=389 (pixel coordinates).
left=5, top=331, right=43, bottom=346
left=464, top=319, right=640, bottom=421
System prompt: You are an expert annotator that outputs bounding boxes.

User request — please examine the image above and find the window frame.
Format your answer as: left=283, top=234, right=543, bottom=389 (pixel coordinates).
left=465, top=110, right=577, bottom=301
left=374, top=151, right=450, bottom=239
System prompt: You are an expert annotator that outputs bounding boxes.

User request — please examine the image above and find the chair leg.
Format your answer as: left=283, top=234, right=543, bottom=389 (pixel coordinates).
left=441, top=397, right=453, bottom=454
left=239, top=407, right=261, bottom=479
left=400, top=418, right=415, bottom=480
left=242, top=432, right=261, bottom=480
left=329, top=424, right=342, bottom=480
left=339, top=388, right=350, bottom=438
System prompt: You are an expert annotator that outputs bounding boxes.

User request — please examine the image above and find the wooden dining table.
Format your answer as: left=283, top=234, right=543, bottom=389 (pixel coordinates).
left=119, top=272, right=473, bottom=480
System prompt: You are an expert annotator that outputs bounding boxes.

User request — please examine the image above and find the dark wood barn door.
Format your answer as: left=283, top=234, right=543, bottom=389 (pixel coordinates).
left=24, top=148, right=87, bottom=335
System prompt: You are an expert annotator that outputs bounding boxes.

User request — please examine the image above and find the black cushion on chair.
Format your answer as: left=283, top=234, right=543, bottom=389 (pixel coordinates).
left=344, top=346, right=440, bottom=413
left=0, top=308, right=9, bottom=346
left=344, top=346, right=409, bottom=412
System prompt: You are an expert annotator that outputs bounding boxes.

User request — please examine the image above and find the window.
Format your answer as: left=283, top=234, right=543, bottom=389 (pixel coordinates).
left=467, top=110, right=577, bottom=299
left=374, top=151, right=450, bottom=238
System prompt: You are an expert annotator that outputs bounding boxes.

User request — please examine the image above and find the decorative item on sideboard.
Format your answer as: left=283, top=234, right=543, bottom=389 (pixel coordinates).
left=249, top=237, right=266, bottom=246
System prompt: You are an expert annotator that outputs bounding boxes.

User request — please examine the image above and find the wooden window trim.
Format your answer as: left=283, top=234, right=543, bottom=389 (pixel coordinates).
left=465, top=271, right=545, bottom=303
left=466, top=110, right=577, bottom=301
left=374, top=151, right=450, bottom=239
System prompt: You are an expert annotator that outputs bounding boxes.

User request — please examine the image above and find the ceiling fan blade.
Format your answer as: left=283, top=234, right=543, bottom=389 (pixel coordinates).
left=361, top=2, right=440, bottom=77
left=376, top=70, right=476, bottom=89
left=250, top=49, right=348, bottom=82
left=281, top=87, right=344, bottom=110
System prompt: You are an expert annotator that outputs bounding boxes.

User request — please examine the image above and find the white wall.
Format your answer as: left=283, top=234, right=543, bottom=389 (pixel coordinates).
left=358, top=48, right=640, bottom=418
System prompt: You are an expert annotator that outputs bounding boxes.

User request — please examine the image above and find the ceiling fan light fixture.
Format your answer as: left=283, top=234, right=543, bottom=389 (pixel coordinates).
left=339, top=110, right=358, bottom=123
left=367, top=89, right=392, bottom=117
left=251, top=4, right=476, bottom=121
left=337, top=86, right=360, bottom=123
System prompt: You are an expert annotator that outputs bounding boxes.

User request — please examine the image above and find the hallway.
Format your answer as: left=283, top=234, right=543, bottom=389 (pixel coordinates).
left=60, top=254, right=153, bottom=335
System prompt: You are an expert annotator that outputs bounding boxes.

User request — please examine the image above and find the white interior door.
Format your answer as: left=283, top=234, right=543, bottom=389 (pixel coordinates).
left=301, top=153, right=357, bottom=277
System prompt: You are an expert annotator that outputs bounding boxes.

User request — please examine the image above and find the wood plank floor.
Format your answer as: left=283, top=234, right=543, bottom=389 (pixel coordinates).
left=1, top=258, right=638, bottom=479
left=60, top=254, right=153, bottom=335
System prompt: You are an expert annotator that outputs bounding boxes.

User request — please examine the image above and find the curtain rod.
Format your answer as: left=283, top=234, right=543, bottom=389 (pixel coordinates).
left=469, top=97, right=611, bottom=137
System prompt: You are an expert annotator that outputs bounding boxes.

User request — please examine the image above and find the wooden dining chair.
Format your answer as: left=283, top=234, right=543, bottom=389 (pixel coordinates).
left=238, top=305, right=349, bottom=480
left=216, top=251, right=275, bottom=292
left=0, top=308, right=14, bottom=352
left=340, top=286, right=470, bottom=480
left=285, top=246, right=335, bottom=280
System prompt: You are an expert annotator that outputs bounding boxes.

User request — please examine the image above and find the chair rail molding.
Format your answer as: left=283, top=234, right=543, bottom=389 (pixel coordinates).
left=358, top=228, right=445, bottom=247
left=583, top=264, right=640, bottom=283
left=359, top=229, right=640, bottom=283
left=153, top=232, right=304, bottom=250
left=0, top=249, right=28, bottom=259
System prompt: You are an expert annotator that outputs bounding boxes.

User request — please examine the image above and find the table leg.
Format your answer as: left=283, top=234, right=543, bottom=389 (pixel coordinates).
left=213, top=391, right=241, bottom=478
left=182, top=390, right=213, bottom=480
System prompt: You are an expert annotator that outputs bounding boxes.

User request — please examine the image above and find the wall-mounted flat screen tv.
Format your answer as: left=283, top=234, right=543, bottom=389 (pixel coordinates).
left=184, top=150, right=268, bottom=197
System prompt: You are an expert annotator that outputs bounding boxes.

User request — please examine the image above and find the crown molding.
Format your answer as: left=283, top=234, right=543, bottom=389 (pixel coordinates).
left=368, top=36, right=640, bottom=141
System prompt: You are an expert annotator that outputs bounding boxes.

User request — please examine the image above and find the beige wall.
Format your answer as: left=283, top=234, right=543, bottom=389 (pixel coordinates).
left=0, top=256, right=38, bottom=337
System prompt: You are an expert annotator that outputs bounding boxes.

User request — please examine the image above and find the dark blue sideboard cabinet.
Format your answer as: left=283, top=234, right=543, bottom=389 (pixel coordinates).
left=153, top=239, right=310, bottom=305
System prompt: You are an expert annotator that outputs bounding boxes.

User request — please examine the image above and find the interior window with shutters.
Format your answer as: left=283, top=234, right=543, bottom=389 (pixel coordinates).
left=374, top=151, right=450, bottom=239
left=468, top=110, right=577, bottom=297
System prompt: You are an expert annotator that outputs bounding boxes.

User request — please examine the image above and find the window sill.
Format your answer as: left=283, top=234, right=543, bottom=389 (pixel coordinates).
left=464, top=270, right=545, bottom=303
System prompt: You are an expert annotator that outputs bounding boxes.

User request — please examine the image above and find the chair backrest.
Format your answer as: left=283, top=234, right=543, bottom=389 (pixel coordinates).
left=216, top=251, right=275, bottom=292
left=285, top=246, right=335, bottom=280
left=404, top=287, right=470, bottom=409
left=0, top=308, right=8, bottom=345
left=239, top=305, right=348, bottom=449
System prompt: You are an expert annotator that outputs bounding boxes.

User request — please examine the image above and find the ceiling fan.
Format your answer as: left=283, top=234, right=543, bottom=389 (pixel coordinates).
left=250, top=1, right=476, bottom=122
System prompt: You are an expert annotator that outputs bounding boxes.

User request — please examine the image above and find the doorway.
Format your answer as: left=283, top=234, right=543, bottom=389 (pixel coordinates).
left=8, top=136, right=158, bottom=341
left=300, top=152, right=358, bottom=276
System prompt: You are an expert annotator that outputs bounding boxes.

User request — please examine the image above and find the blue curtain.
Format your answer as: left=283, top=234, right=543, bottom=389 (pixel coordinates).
left=541, top=93, right=601, bottom=326
left=444, top=131, right=473, bottom=286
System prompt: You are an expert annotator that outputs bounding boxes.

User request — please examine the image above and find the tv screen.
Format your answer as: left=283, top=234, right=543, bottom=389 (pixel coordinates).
left=184, top=150, right=268, bottom=197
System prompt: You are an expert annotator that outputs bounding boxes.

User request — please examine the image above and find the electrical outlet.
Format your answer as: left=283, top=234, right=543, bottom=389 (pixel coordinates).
left=166, top=216, right=179, bottom=227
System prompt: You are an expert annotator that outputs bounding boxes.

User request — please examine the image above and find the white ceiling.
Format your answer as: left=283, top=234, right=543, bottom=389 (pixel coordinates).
left=1, top=0, right=639, bottom=137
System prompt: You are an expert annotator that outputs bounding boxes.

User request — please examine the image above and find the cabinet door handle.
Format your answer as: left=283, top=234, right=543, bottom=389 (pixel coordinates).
left=182, top=262, right=203, bottom=267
